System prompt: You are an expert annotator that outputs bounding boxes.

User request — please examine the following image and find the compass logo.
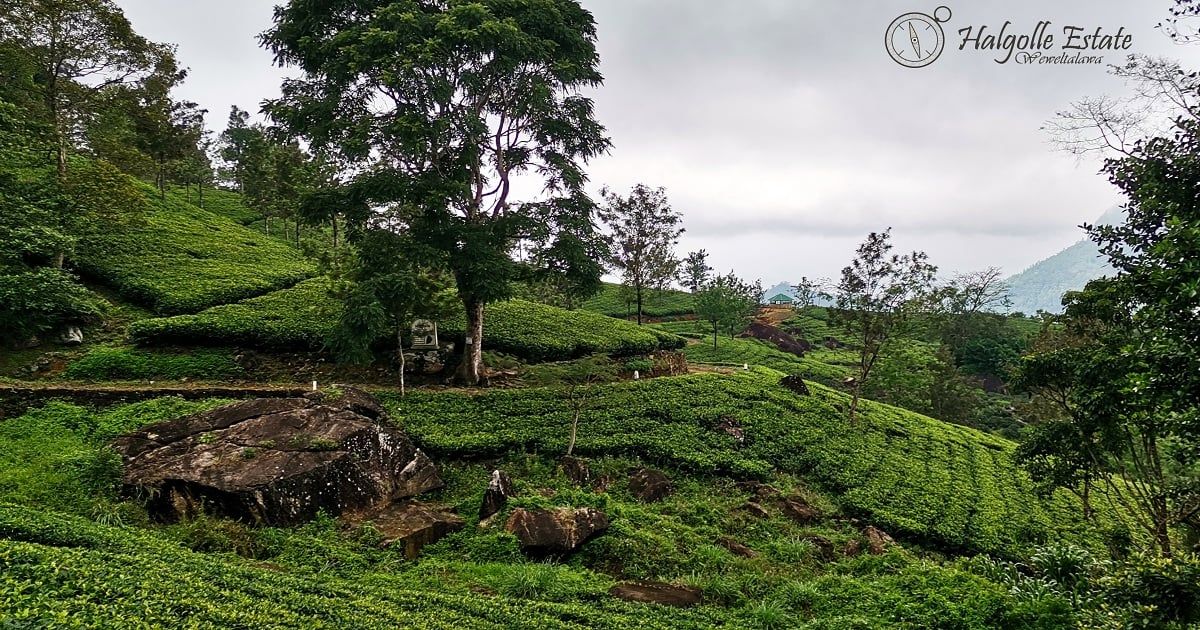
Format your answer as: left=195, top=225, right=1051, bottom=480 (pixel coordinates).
left=886, top=6, right=952, bottom=68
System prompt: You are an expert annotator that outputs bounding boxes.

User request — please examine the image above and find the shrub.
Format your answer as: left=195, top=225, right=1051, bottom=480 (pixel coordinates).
left=74, top=181, right=314, bottom=314
left=132, top=285, right=685, bottom=360
left=0, top=267, right=104, bottom=344
left=129, top=278, right=338, bottom=351
left=62, top=346, right=243, bottom=381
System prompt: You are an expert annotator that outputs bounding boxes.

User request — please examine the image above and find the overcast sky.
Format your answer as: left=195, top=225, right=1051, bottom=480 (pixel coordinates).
left=115, top=0, right=1200, bottom=287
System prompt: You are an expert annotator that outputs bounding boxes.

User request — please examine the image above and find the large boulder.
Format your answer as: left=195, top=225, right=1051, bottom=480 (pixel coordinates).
left=354, top=501, right=465, bottom=560
left=505, top=507, right=608, bottom=555
left=739, top=321, right=810, bottom=356
left=114, top=390, right=443, bottom=526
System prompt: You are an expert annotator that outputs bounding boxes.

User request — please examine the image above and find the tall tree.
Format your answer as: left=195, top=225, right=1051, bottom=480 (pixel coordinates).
left=694, top=271, right=761, bottom=349
left=834, top=229, right=937, bottom=422
left=680, top=249, right=712, bottom=293
left=264, top=0, right=611, bottom=385
left=600, top=184, right=683, bottom=325
left=0, top=0, right=163, bottom=177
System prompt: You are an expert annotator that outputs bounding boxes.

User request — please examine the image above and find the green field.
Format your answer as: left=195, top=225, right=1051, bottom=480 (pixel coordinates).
left=131, top=281, right=684, bottom=360
left=74, top=183, right=315, bottom=315
left=390, top=369, right=1123, bottom=558
left=581, top=284, right=696, bottom=319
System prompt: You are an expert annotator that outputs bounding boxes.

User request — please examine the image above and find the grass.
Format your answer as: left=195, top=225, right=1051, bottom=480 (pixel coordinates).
left=581, top=284, right=696, bottom=319
left=74, top=181, right=315, bottom=315
left=61, top=345, right=243, bottom=381
left=132, top=282, right=685, bottom=360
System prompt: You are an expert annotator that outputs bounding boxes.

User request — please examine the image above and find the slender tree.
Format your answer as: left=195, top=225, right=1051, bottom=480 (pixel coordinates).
left=264, top=0, right=611, bottom=385
left=681, top=249, right=712, bottom=293
left=834, top=229, right=937, bottom=422
left=600, top=184, right=684, bottom=325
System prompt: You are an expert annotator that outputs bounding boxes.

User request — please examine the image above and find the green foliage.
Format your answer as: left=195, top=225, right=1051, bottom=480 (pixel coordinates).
left=694, top=271, right=762, bottom=347
left=62, top=345, right=242, bottom=381
left=600, top=184, right=685, bottom=325
left=674, top=330, right=850, bottom=385
left=75, top=180, right=315, bottom=314
left=131, top=281, right=683, bottom=361
left=180, top=185, right=260, bottom=224
left=443, top=300, right=686, bottom=362
left=581, top=283, right=695, bottom=319
left=129, top=277, right=337, bottom=350
left=388, top=369, right=1119, bottom=557
left=0, top=267, right=104, bottom=344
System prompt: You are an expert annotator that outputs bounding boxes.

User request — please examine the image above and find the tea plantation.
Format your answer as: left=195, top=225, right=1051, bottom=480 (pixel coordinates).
left=74, top=183, right=315, bottom=314
left=581, top=284, right=696, bottom=319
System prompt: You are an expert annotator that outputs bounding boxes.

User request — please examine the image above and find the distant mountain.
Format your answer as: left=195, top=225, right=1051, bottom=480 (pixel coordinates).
left=762, top=282, right=796, bottom=302
left=1003, top=207, right=1123, bottom=315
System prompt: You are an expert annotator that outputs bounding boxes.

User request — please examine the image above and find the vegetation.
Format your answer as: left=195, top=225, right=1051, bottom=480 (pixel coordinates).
left=74, top=182, right=315, bottom=314
left=62, top=346, right=242, bottom=381
left=694, top=272, right=762, bottom=349
left=264, top=0, right=612, bottom=385
left=581, top=283, right=695, bottom=319
left=601, top=184, right=685, bottom=325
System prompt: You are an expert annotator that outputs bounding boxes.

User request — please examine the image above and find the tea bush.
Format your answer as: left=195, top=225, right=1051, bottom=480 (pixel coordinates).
left=132, top=283, right=685, bottom=360
left=388, top=369, right=1121, bottom=558
left=581, top=283, right=695, bottom=319
left=62, top=346, right=243, bottom=381
left=74, top=181, right=314, bottom=314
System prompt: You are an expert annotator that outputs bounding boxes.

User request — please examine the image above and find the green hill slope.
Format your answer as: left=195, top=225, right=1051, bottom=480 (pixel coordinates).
left=391, top=369, right=1120, bottom=558
left=581, top=283, right=695, bottom=319
left=74, top=183, right=315, bottom=315
left=130, top=281, right=683, bottom=360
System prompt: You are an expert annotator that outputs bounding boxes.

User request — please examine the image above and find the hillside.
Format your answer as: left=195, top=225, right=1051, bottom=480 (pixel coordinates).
left=581, top=283, right=695, bottom=319
left=74, top=183, right=315, bottom=315
left=1003, top=207, right=1122, bottom=315
left=0, top=372, right=1122, bottom=627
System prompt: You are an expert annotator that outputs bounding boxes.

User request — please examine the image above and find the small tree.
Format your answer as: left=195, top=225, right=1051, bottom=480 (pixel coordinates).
left=527, top=355, right=618, bottom=456
left=834, top=229, right=937, bottom=422
left=327, top=232, right=453, bottom=397
left=680, top=249, right=712, bottom=293
left=600, top=184, right=684, bottom=325
left=694, top=271, right=761, bottom=349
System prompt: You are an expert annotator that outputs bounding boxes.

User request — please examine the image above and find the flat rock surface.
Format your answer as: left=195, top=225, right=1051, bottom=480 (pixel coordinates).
left=353, top=501, right=465, bottom=559
left=114, top=390, right=443, bottom=526
left=609, top=582, right=703, bottom=608
left=505, top=507, right=608, bottom=555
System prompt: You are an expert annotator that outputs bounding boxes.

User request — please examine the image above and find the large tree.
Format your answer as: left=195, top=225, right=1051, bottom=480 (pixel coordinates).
left=264, top=0, right=610, bottom=385
left=0, top=0, right=163, bottom=177
left=600, top=184, right=684, bottom=325
left=834, top=229, right=937, bottom=422
left=680, top=249, right=712, bottom=294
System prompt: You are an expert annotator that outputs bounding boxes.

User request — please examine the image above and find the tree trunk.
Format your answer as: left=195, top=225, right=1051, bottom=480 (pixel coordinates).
left=331, top=216, right=338, bottom=249
left=635, top=282, right=644, bottom=325
left=454, top=299, right=485, bottom=385
left=712, top=325, right=719, bottom=350
left=567, top=406, right=580, bottom=456
left=198, top=182, right=204, bottom=209
left=848, top=386, right=861, bottom=423
left=397, top=327, right=406, bottom=397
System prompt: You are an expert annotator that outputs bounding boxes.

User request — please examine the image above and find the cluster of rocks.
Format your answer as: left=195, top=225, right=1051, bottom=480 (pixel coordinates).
left=731, top=481, right=896, bottom=558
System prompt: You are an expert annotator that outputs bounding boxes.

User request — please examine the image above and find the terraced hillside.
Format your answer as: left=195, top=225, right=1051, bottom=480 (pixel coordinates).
left=74, top=183, right=315, bottom=315
left=130, top=279, right=684, bottom=360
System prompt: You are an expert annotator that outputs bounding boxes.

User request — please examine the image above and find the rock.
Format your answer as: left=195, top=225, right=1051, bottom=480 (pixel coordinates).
left=628, top=467, right=673, bottom=502
left=114, top=390, right=444, bottom=526
left=14, top=335, right=41, bottom=350
left=504, top=507, right=608, bottom=555
left=479, top=469, right=514, bottom=522
left=355, top=501, right=464, bottom=559
left=56, top=325, right=83, bottom=345
left=780, top=495, right=822, bottom=524
left=739, top=321, right=811, bottom=356
left=714, top=416, right=745, bottom=446
left=559, top=456, right=592, bottom=487
left=863, top=526, right=895, bottom=555
left=843, top=538, right=863, bottom=557
left=717, top=536, right=757, bottom=558
left=780, top=375, right=811, bottom=396
left=737, top=501, right=770, bottom=519
left=609, top=582, right=702, bottom=608
left=802, top=535, right=835, bottom=561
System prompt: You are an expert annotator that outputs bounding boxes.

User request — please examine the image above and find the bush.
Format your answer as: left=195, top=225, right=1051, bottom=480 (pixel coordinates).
left=132, top=285, right=685, bottom=360
left=386, top=369, right=1118, bottom=558
left=0, top=266, right=104, bottom=344
left=74, top=181, right=314, bottom=314
left=62, top=346, right=243, bottom=381
left=129, top=277, right=338, bottom=351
